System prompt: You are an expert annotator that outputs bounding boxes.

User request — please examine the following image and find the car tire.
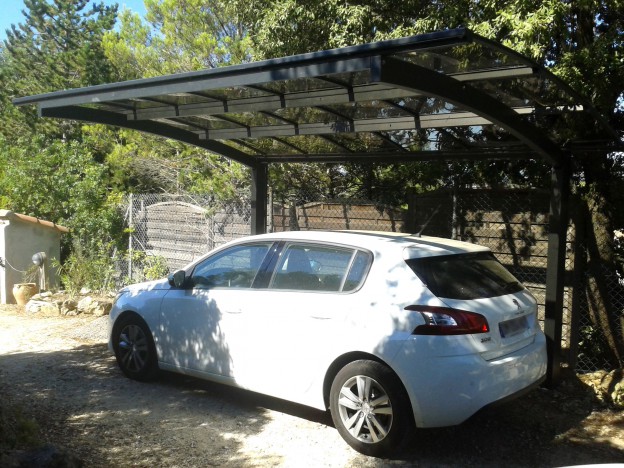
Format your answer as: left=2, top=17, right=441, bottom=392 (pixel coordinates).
left=329, top=360, right=412, bottom=457
left=113, top=315, right=159, bottom=382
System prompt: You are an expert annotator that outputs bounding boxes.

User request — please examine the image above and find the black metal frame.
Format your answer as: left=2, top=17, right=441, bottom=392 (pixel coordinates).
left=14, top=27, right=620, bottom=384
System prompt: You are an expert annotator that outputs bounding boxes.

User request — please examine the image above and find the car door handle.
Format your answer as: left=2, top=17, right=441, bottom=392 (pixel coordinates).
left=225, top=310, right=243, bottom=314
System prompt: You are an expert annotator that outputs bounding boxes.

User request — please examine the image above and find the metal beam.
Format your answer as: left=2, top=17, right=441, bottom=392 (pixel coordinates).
left=257, top=148, right=537, bottom=163
left=40, top=105, right=257, bottom=167
left=472, top=34, right=620, bottom=143
left=375, top=57, right=564, bottom=166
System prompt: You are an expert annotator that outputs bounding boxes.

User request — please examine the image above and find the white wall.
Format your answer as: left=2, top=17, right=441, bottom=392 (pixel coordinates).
left=0, top=216, right=63, bottom=304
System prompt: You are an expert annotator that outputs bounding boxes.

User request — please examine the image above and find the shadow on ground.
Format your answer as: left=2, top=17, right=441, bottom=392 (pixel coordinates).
left=1, top=343, right=622, bottom=467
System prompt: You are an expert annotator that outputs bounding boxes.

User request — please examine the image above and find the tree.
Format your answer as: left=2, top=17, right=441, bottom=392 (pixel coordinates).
left=93, top=125, right=249, bottom=199
left=99, top=0, right=253, bottom=199
left=1, top=0, right=118, bottom=140
left=0, top=0, right=125, bottom=288
left=103, top=0, right=252, bottom=78
left=0, top=135, right=123, bottom=248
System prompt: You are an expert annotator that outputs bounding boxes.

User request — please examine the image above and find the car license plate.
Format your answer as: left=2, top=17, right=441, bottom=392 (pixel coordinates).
left=499, top=315, right=528, bottom=338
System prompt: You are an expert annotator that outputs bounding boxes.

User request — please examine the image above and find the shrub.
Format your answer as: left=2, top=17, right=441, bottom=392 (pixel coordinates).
left=54, top=241, right=116, bottom=295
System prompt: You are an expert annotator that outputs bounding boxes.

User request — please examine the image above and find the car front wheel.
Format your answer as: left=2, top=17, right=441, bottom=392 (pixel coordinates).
left=329, top=360, right=411, bottom=457
left=113, top=315, right=158, bottom=381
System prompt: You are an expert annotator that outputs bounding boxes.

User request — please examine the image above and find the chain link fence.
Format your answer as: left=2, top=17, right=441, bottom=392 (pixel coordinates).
left=574, top=266, right=624, bottom=372
left=572, top=218, right=624, bottom=373
left=408, top=188, right=624, bottom=373
left=116, top=194, right=251, bottom=284
left=117, top=188, right=623, bottom=373
left=408, top=188, right=565, bottom=343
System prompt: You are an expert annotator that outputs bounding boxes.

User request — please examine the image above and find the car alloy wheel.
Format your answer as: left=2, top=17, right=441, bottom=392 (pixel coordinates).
left=336, top=374, right=393, bottom=443
left=330, top=360, right=411, bottom=457
left=113, top=316, right=158, bottom=381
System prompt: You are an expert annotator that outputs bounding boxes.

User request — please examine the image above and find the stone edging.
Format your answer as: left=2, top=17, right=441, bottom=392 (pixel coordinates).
left=25, top=290, right=114, bottom=316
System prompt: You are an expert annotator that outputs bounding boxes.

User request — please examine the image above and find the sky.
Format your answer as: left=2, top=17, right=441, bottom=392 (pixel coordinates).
left=0, top=0, right=147, bottom=41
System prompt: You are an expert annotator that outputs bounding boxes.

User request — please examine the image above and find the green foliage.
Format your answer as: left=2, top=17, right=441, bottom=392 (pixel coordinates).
left=142, top=255, right=170, bottom=281
left=4, top=0, right=117, bottom=89
left=0, top=135, right=124, bottom=249
left=578, top=324, right=613, bottom=368
left=103, top=0, right=252, bottom=78
left=54, top=241, right=116, bottom=295
left=94, top=1, right=253, bottom=199
left=98, top=128, right=250, bottom=198
left=120, top=250, right=170, bottom=284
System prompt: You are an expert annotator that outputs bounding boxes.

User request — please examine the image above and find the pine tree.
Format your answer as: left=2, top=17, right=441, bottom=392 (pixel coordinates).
left=1, top=0, right=117, bottom=139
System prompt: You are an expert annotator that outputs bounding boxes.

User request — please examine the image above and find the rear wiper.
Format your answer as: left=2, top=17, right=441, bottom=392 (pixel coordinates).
left=504, top=281, right=522, bottom=291
left=415, top=204, right=441, bottom=238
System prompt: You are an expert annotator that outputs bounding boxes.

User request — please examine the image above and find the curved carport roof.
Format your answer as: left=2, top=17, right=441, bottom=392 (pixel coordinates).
left=13, top=27, right=620, bottom=383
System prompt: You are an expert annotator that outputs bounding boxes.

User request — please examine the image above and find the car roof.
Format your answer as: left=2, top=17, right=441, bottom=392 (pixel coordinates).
left=244, top=230, right=490, bottom=259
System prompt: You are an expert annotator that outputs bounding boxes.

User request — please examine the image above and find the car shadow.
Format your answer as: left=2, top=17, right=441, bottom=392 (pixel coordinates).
left=156, top=369, right=334, bottom=427
left=157, top=367, right=623, bottom=467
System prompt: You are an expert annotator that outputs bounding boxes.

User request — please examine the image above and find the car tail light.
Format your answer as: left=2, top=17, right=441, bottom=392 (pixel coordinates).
left=405, top=305, right=490, bottom=335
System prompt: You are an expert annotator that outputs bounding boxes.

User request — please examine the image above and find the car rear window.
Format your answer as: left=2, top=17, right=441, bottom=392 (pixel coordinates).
left=405, top=252, right=524, bottom=300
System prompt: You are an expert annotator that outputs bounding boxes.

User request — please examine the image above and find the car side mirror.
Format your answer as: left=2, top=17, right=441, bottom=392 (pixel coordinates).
left=168, top=269, right=187, bottom=288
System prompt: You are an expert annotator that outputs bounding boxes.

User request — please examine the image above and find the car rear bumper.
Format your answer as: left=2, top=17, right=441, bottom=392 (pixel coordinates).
left=392, top=332, right=548, bottom=428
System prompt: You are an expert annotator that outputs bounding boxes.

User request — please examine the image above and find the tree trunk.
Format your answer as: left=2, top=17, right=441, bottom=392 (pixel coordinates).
left=579, top=154, right=624, bottom=368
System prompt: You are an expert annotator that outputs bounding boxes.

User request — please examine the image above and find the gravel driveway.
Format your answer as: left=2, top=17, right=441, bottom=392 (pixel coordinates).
left=0, top=305, right=622, bottom=467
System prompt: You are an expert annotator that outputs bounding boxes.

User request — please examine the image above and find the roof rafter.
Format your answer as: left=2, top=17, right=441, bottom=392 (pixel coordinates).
left=40, top=105, right=258, bottom=167
left=374, top=56, right=565, bottom=166
left=186, top=107, right=536, bottom=140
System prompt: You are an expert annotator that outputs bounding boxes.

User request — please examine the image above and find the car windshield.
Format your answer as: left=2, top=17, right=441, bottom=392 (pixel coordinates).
left=405, top=252, right=523, bottom=300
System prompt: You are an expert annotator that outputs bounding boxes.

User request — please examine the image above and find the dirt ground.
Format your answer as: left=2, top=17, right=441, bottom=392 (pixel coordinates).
left=0, top=304, right=622, bottom=467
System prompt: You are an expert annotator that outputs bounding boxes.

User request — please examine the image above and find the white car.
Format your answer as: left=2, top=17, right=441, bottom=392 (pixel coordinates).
left=109, top=231, right=547, bottom=456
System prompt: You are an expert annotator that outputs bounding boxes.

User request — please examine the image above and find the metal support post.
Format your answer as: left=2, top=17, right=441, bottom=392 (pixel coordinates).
left=544, top=162, right=570, bottom=386
left=251, top=164, right=268, bottom=235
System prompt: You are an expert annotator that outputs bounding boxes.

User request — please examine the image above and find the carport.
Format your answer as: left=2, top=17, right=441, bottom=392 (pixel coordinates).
left=13, top=28, right=619, bottom=384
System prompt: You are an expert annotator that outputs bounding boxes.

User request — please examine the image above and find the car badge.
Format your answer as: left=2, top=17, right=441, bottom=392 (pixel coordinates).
left=512, top=299, right=522, bottom=314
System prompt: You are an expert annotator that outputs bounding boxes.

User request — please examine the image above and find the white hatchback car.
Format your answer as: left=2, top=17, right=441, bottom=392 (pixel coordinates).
left=109, top=231, right=547, bottom=456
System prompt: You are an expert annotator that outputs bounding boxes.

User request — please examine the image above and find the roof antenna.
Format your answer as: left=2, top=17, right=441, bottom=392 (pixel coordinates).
left=415, top=204, right=441, bottom=238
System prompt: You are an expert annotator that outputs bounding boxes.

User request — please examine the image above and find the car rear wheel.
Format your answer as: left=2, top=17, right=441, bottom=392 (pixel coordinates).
left=113, top=315, right=158, bottom=381
left=329, top=360, right=411, bottom=457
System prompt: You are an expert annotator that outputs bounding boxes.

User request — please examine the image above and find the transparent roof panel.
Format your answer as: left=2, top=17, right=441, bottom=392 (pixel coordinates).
left=13, top=27, right=618, bottom=166
left=393, top=41, right=528, bottom=75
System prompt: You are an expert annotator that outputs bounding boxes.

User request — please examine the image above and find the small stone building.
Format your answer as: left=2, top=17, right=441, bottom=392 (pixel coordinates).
left=0, top=210, right=68, bottom=304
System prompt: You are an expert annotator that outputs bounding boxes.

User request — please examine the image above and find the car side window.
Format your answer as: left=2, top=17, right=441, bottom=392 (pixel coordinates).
left=270, top=243, right=366, bottom=292
left=191, top=243, right=272, bottom=289
left=343, top=250, right=372, bottom=292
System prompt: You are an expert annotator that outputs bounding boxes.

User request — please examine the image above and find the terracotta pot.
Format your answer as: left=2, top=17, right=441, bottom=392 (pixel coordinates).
left=12, top=283, right=38, bottom=306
